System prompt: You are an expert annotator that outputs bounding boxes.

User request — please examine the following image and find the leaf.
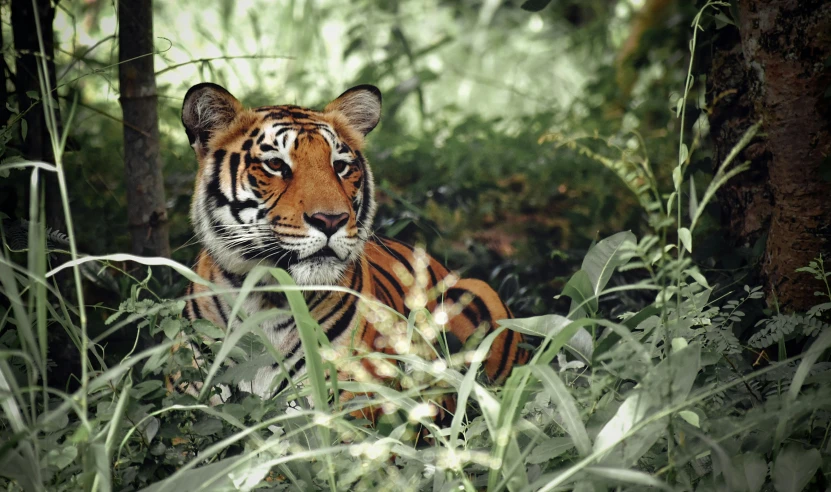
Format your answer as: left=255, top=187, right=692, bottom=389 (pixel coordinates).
left=581, top=231, right=636, bottom=300
left=20, top=119, right=27, bottom=140
left=527, top=437, right=574, bottom=464
left=772, top=445, right=821, bottom=492
left=192, top=319, right=225, bottom=339
left=585, top=466, right=672, bottom=490
left=689, top=177, right=699, bottom=220
left=138, top=457, right=245, bottom=492
left=593, top=391, right=662, bottom=467
left=529, top=365, right=592, bottom=456
left=678, top=410, right=699, bottom=427
left=161, top=318, right=181, bottom=340
left=562, top=269, right=596, bottom=318
left=737, top=453, right=768, bottom=492
left=593, top=303, right=660, bottom=362
left=46, top=446, right=78, bottom=470
left=129, top=380, right=164, bottom=400
left=520, top=0, right=552, bottom=12
left=87, top=443, right=111, bottom=492
left=38, top=409, right=68, bottom=433
left=678, top=227, right=692, bottom=253
left=594, top=343, right=701, bottom=466
left=679, top=143, right=689, bottom=166
left=714, top=11, right=736, bottom=28
left=141, top=417, right=160, bottom=443
left=499, top=314, right=571, bottom=338
left=775, top=328, right=831, bottom=446
left=673, top=166, right=682, bottom=191
left=644, top=342, right=701, bottom=405
left=191, top=417, right=223, bottom=436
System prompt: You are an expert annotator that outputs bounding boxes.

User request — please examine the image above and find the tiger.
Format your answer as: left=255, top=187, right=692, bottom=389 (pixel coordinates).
left=179, top=82, right=529, bottom=420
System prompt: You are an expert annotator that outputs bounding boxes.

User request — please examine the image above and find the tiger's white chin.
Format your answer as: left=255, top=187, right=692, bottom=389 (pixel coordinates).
left=288, top=258, right=348, bottom=286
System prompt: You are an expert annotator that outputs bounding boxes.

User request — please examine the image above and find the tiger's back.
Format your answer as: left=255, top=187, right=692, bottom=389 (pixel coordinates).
left=179, top=82, right=528, bottom=407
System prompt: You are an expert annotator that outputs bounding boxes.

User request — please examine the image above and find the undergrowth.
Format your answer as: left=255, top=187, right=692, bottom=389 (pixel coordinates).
left=1, top=2, right=830, bottom=491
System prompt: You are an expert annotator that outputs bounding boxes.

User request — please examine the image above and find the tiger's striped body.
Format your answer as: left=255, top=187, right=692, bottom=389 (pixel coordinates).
left=181, top=83, right=528, bottom=406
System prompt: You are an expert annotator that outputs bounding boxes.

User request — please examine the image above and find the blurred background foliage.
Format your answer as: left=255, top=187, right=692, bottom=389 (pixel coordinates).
left=3, top=0, right=705, bottom=317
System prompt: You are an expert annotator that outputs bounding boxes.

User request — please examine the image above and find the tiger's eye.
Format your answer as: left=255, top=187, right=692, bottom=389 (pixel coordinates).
left=264, top=158, right=287, bottom=174
left=333, top=160, right=349, bottom=175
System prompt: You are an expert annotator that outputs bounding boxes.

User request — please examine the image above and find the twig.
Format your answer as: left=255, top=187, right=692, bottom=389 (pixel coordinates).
left=155, top=54, right=294, bottom=77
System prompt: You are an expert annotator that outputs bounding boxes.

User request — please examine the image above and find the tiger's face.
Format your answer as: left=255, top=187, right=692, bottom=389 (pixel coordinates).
left=182, top=84, right=382, bottom=285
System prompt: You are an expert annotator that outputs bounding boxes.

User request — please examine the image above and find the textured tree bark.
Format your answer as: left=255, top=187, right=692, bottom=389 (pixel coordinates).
left=118, top=0, right=170, bottom=257
left=11, top=0, right=64, bottom=233
left=707, top=0, right=831, bottom=312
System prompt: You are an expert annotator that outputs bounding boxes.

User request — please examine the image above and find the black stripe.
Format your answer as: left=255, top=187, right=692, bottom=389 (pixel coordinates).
left=494, top=329, right=515, bottom=382
left=445, top=288, right=483, bottom=328
left=428, top=263, right=439, bottom=288
left=228, top=153, right=241, bottom=200
left=317, top=263, right=362, bottom=334
left=324, top=298, right=357, bottom=343
left=186, top=283, right=203, bottom=320
left=307, top=292, right=327, bottom=312
left=209, top=270, right=230, bottom=327
left=380, top=239, right=415, bottom=275
left=372, top=273, right=394, bottom=306
left=369, top=260, right=405, bottom=299
left=356, top=152, right=372, bottom=227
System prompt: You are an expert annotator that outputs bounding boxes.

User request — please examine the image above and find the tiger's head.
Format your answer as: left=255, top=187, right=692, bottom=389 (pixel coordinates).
left=182, top=83, right=381, bottom=285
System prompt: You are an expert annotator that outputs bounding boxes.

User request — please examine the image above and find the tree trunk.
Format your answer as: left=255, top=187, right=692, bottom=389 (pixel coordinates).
left=118, top=0, right=170, bottom=258
left=707, top=0, right=831, bottom=312
left=11, top=0, right=64, bottom=234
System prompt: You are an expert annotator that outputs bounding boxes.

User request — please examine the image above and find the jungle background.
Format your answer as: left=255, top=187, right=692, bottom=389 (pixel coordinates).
left=1, top=0, right=831, bottom=491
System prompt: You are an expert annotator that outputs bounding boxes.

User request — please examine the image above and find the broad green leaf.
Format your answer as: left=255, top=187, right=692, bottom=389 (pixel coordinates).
left=593, top=303, right=660, bottom=362
left=775, top=329, right=831, bottom=446
left=191, top=418, right=223, bottom=436
left=487, top=365, right=532, bottom=491
left=500, top=315, right=593, bottom=361
left=678, top=227, right=692, bottom=253
left=161, top=317, right=181, bottom=340
left=562, top=269, right=596, bottom=318
left=529, top=365, right=592, bottom=456
left=679, top=143, right=689, bottom=166
left=593, top=390, right=662, bottom=467
left=527, top=438, right=574, bottom=464
left=138, top=457, right=245, bottom=492
left=586, top=466, right=673, bottom=490
left=594, top=343, right=700, bottom=466
left=678, top=410, right=699, bottom=427
left=46, top=446, right=78, bottom=470
left=498, top=314, right=570, bottom=338
left=772, top=445, right=820, bottom=492
left=644, top=342, right=701, bottom=405
left=88, top=442, right=111, bottom=492
left=192, top=318, right=225, bottom=339
left=689, top=177, right=699, bottom=220
left=580, top=231, right=636, bottom=300
left=737, top=453, right=768, bottom=492
left=673, top=166, right=682, bottom=190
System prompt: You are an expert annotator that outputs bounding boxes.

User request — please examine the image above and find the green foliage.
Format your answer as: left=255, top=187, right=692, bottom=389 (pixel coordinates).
left=2, top=1, right=830, bottom=491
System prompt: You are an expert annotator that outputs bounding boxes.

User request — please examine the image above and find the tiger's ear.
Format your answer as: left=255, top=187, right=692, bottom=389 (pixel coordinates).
left=182, top=83, right=242, bottom=153
left=324, top=85, right=382, bottom=136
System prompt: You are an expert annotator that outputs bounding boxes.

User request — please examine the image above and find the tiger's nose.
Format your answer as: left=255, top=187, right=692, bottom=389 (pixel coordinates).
left=305, top=212, right=349, bottom=237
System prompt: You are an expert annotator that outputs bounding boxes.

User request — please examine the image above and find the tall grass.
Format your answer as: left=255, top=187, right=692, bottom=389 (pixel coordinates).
left=2, top=2, right=831, bottom=491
